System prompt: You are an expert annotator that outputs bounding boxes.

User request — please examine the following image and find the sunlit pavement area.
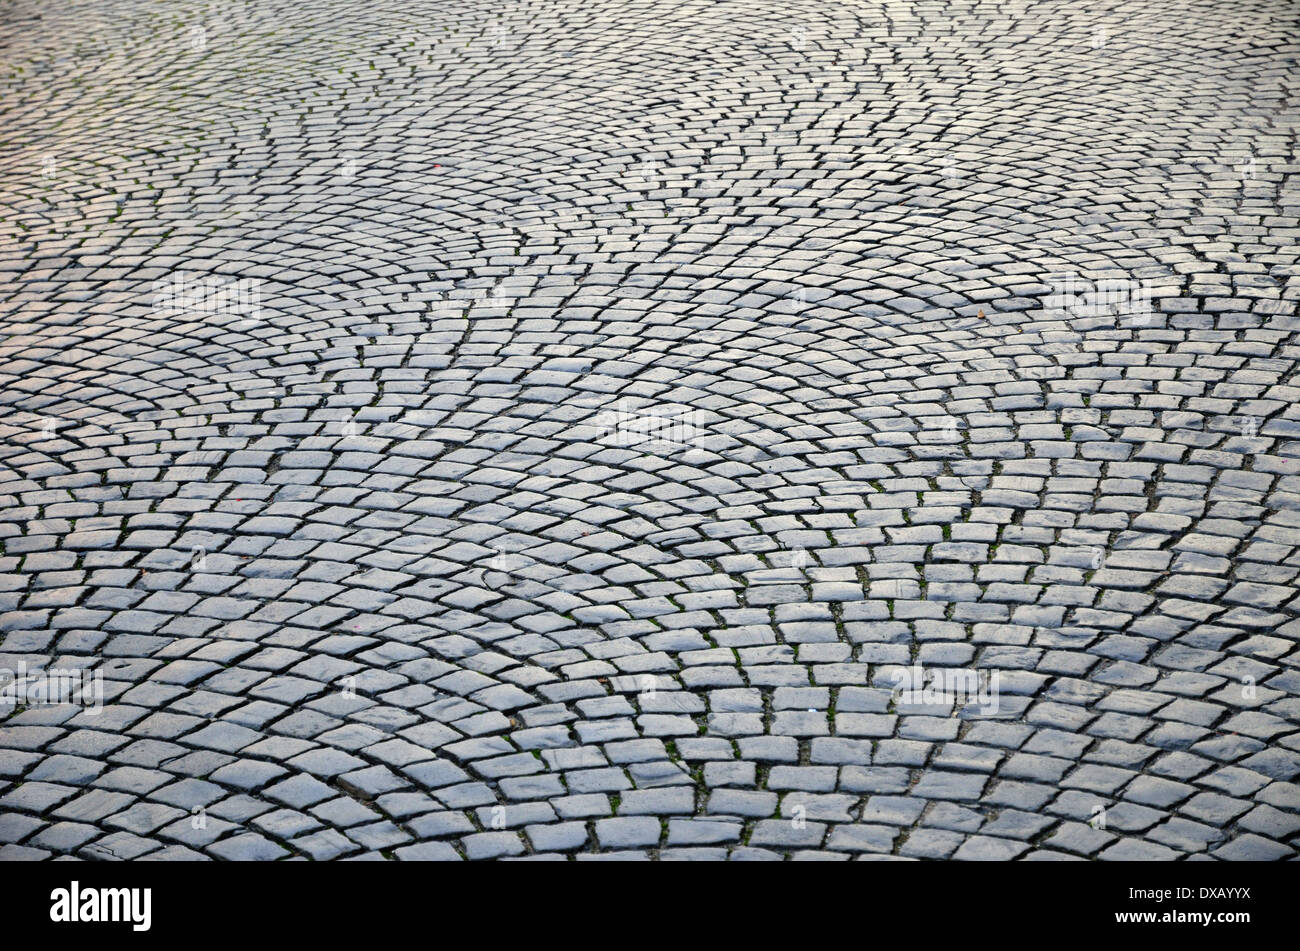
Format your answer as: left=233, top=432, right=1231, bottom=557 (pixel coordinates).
left=1, top=0, right=1298, bottom=860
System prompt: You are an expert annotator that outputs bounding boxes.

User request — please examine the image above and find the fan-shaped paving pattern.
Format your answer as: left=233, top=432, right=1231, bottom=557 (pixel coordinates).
left=1, top=0, right=1299, bottom=860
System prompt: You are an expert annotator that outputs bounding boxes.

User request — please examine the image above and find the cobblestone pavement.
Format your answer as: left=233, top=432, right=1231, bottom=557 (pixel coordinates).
left=1, top=0, right=1299, bottom=862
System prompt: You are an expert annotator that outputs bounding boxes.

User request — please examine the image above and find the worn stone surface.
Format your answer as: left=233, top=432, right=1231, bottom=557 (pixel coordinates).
left=0, top=0, right=1298, bottom=860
